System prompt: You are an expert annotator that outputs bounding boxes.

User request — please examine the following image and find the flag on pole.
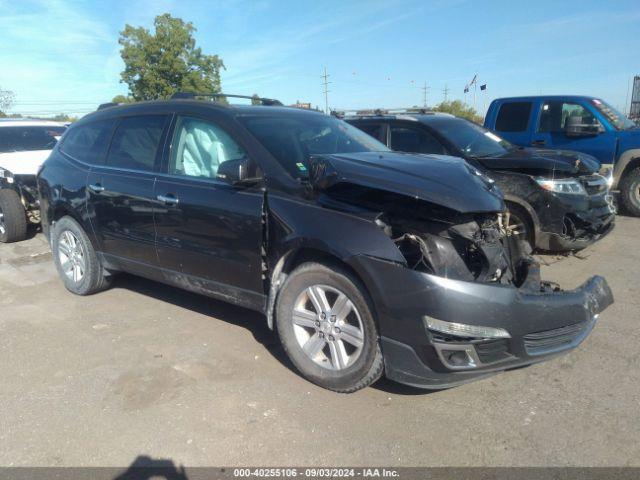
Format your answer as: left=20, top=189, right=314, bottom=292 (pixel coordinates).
left=480, top=84, right=487, bottom=91
left=465, top=74, right=477, bottom=93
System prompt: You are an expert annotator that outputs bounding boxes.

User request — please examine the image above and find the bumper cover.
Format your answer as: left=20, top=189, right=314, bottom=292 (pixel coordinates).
left=350, top=255, right=614, bottom=389
left=535, top=190, right=616, bottom=252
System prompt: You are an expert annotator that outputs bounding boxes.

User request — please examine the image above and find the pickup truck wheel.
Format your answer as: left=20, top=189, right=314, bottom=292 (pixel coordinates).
left=619, top=167, right=640, bottom=217
left=52, top=216, right=111, bottom=295
left=276, top=262, right=384, bottom=393
left=0, top=189, right=28, bottom=243
left=506, top=203, right=534, bottom=252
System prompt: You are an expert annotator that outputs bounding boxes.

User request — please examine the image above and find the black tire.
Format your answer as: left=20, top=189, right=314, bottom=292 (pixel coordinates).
left=506, top=203, right=535, bottom=252
left=0, top=189, right=28, bottom=243
left=276, top=262, right=384, bottom=393
left=619, top=166, right=640, bottom=217
left=51, top=216, right=111, bottom=295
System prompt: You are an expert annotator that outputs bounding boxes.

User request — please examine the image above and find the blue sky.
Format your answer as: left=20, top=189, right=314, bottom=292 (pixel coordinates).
left=1, top=0, right=639, bottom=117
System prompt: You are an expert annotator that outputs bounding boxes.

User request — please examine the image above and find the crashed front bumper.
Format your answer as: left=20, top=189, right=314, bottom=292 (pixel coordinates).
left=350, top=255, right=614, bottom=389
left=535, top=189, right=616, bottom=252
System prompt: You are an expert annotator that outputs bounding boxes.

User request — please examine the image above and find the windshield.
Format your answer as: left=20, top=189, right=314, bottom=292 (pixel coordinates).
left=591, top=99, right=636, bottom=130
left=239, top=113, right=389, bottom=178
left=0, top=126, right=66, bottom=153
left=434, top=118, right=516, bottom=158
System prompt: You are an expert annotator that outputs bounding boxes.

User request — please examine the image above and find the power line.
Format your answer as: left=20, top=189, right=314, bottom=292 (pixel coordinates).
left=421, top=81, right=430, bottom=107
left=442, top=84, right=450, bottom=102
left=321, top=66, right=332, bottom=114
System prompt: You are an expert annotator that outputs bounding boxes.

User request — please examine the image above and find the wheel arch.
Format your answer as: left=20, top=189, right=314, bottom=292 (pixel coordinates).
left=612, top=149, right=640, bottom=189
left=503, top=194, right=540, bottom=245
left=49, top=201, right=98, bottom=249
left=265, top=244, right=375, bottom=331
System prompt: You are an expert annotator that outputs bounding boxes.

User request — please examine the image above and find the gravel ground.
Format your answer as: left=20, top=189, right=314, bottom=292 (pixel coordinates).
left=0, top=217, right=638, bottom=467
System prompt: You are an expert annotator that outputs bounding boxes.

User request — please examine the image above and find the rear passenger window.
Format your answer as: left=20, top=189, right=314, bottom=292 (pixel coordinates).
left=390, top=126, right=447, bottom=155
left=495, top=102, right=532, bottom=132
left=60, top=120, right=114, bottom=164
left=357, top=123, right=385, bottom=143
left=168, top=116, right=246, bottom=179
left=105, top=115, right=167, bottom=171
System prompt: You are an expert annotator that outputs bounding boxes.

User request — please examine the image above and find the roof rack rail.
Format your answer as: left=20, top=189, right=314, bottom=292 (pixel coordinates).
left=97, top=102, right=121, bottom=110
left=332, top=107, right=437, bottom=118
left=170, top=92, right=283, bottom=106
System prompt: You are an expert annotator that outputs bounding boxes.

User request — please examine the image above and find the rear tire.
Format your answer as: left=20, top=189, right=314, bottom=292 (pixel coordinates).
left=51, top=216, right=111, bottom=295
left=276, top=262, right=384, bottom=393
left=619, top=166, right=640, bottom=217
left=0, top=189, right=28, bottom=243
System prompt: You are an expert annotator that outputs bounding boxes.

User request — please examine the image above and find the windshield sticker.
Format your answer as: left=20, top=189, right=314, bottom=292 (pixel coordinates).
left=484, top=131, right=503, bottom=143
left=296, top=162, right=307, bottom=172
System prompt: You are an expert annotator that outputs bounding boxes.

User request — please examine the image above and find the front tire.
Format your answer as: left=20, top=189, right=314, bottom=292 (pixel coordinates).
left=0, top=189, right=28, bottom=243
left=506, top=203, right=535, bottom=252
left=276, top=262, right=384, bottom=393
left=52, top=216, right=111, bottom=295
left=619, top=166, right=640, bottom=217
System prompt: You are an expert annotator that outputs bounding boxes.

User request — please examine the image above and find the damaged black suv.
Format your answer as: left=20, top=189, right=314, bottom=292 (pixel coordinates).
left=37, top=94, right=613, bottom=392
left=344, top=111, right=616, bottom=252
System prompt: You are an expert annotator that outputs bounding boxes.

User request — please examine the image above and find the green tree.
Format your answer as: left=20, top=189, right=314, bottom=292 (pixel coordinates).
left=434, top=100, right=482, bottom=124
left=111, top=94, right=133, bottom=103
left=251, top=93, right=261, bottom=105
left=118, top=13, right=224, bottom=101
left=50, top=113, right=79, bottom=123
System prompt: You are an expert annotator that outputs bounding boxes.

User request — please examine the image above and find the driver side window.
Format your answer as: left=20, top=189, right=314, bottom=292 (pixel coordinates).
left=538, top=102, right=599, bottom=133
left=169, top=117, right=246, bottom=179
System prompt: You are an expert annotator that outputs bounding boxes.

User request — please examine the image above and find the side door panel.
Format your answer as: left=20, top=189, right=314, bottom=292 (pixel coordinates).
left=87, top=168, right=158, bottom=269
left=530, top=100, right=617, bottom=164
left=86, top=114, right=170, bottom=274
left=154, top=114, right=265, bottom=310
left=153, top=177, right=265, bottom=298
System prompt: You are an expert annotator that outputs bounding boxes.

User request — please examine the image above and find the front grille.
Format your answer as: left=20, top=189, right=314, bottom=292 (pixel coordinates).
left=580, top=174, right=607, bottom=195
left=475, top=339, right=512, bottom=364
left=523, top=321, right=588, bottom=355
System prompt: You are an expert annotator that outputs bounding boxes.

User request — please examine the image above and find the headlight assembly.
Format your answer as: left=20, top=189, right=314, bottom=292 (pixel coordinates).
left=535, top=178, right=586, bottom=195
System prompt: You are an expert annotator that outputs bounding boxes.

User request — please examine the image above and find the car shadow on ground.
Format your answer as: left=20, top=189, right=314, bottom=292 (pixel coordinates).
left=111, top=273, right=441, bottom=396
left=111, top=273, right=295, bottom=371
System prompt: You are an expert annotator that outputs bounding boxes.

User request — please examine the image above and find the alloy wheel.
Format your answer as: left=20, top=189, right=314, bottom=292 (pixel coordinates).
left=292, top=285, right=364, bottom=371
left=0, top=205, right=5, bottom=235
left=58, top=230, right=86, bottom=283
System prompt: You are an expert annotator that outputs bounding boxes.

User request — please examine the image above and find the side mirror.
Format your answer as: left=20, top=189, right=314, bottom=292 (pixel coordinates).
left=565, top=117, right=603, bottom=137
left=217, top=157, right=261, bottom=186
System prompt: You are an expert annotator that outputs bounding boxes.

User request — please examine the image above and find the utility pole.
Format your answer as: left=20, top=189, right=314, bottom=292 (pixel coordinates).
left=321, top=66, right=331, bottom=114
left=443, top=84, right=450, bottom=102
left=421, top=81, right=430, bottom=108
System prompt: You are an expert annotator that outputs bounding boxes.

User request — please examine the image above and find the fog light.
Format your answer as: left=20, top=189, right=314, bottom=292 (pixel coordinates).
left=444, top=350, right=473, bottom=367
left=433, top=343, right=480, bottom=370
left=424, top=316, right=511, bottom=339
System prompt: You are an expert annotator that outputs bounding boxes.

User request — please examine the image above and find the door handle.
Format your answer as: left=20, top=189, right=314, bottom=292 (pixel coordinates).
left=531, top=139, right=546, bottom=146
left=157, top=194, right=179, bottom=205
left=88, top=183, right=105, bottom=193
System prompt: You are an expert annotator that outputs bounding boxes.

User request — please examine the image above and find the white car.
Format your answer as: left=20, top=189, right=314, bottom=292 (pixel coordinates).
left=0, top=119, right=66, bottom=242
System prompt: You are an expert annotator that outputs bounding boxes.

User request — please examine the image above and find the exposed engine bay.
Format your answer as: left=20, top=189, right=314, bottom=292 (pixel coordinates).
left=376, top=212, right=529, bottom=286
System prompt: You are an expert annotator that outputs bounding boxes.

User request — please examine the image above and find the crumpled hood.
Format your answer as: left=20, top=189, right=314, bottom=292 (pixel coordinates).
left=309, top=151, right=504, bottom=214
left=476, top=148, right=600, bottom=176
left=0, top=150, right=52, bottom=176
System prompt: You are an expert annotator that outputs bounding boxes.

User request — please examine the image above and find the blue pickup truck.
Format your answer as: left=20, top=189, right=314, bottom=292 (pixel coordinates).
left=485, top=96, right=640, bottom=216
